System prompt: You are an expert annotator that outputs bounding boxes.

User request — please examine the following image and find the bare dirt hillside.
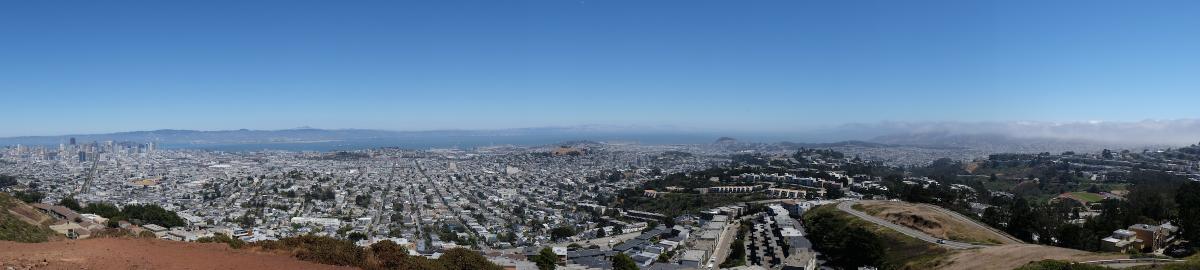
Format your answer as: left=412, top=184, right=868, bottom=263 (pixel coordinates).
left=0, top=237, right=354, bottom=270
left=934, top=244, right=1124, bottom=270
left=858, top=201, right=1020, bottom=245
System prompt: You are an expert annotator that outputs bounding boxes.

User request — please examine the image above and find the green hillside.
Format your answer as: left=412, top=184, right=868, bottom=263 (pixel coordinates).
left=0, top=193, right=58, bottom=243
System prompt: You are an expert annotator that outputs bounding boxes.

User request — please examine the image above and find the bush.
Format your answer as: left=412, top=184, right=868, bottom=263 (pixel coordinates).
left=13, top=190, right=44, bottom=203
left=1014, top=260, right=1112, bottom=270
left=90, top=228, right=135, bottom=238
left=197, top=233, right=246, bottom=249
left=254, top=235, right=363, bottom=267
left=253, top=236, right=502, bottom=270
left=438, top=248, right=502, bottom=270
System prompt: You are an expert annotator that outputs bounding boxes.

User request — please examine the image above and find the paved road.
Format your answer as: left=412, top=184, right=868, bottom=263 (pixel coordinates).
left=837, top=201, right=983, bottom=250
left=709, top=219, right=741, bottom=269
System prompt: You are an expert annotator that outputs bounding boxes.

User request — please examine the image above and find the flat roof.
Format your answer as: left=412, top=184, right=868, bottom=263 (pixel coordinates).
left=681, top=249, right=706, bottom=261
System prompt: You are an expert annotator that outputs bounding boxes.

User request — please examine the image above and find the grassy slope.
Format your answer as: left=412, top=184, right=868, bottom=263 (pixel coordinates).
left=1013, top=260, right=1111, bottom=270
left=1066, top=192, right=1103, bottom=203
left=807, top=205, right=952, bottom=269
left=857, top=201, right=1014, bottom=245
left=0, top=193, right=58, bottom=243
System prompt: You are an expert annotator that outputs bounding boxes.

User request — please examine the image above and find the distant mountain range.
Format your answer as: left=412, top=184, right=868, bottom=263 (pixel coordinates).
left=0, top=127, right=720, bottom=150
left=2, top=120, right=1196, bottom=152
left=834, top=119, right=1200, bottom=146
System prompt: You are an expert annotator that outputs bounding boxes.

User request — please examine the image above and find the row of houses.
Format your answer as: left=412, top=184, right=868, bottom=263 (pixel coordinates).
left=1101, top=222, right=1179, bottom=253
left=522, top=225, right=690, bottom=269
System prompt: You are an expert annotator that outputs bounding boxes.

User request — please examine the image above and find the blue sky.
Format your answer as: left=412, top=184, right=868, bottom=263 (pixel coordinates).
left=2, top=0, right=1198, bottom=136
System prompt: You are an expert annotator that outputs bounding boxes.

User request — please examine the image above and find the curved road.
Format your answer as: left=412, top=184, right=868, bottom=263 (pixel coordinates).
left=837, top=201, right=983, bottom=250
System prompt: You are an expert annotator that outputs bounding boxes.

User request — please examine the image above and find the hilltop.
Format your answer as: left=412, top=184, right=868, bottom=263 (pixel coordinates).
left=0, top=193, right=351, bottom=270
left=855, top=201, right=1020, bottom=245
left=0, top=238, right=353, bottom=270
left=804, top=203, right=1126, bottom=269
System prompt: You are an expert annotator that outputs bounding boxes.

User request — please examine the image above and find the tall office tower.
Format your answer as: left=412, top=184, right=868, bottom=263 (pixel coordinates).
left=69, top=137, right=76, bottom=145
left=78, top=151, right=87, bottom=162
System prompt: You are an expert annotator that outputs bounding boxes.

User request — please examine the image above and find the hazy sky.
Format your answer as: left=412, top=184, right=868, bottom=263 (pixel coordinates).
left=2, top=0, right=1199, bottom=136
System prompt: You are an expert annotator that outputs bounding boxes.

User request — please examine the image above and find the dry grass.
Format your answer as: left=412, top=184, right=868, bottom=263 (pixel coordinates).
left=0, top=237, right=355, bottom=270
left=859, top=201, right=1019, bottom=245
left=937, top=244, right=1125, bottom=270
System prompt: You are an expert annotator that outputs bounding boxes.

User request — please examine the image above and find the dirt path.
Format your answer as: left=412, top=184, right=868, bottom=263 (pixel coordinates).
left=936, top=244, right=1126, bottom=270
left=0, top=238, right=354, bottom=270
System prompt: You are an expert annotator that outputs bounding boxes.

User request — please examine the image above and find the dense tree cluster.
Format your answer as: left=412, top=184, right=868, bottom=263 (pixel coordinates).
left=803, top=208, right=886, bottom=269
left=549, top=226, right=576, bottom=241
left=355, top=194, right=372, bottom=208
left=13, top=190, right=44, bottom=204
left=80, top=202, right=186, bottom=228
left=58, top=197, right=81, bottom=211
left=304, top=184, right=337, bottom=201
left=0, top=175, right=17, bottom=188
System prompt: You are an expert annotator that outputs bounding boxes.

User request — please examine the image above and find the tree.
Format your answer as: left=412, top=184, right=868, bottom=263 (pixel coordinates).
left=348, top=232, right=368, bottom=242
left=121, top=204, right=186, bottom=227
left=532, top=247, right=557, bottom=270
left=439, top=248, right=503, bottom=270
left=1007, top=197, right=1036, bottom=242
left=59, top=197, right=81, bottom=211
left=595, top=228, right=606, bottom=238
left=13, top=190, right=45, bottom=203
left=0, top=175, right=18, bottom=188
left=643, top=221, right=658, bottom=232
left=981, top=207, right=1007, bottom=229
left=355, top=194, right=372, bottom=208
left=82, top=202, right=122, bottom=219
left=612, top=253, right=639, bottom=270
left=804, top=209, right=885, bottom=268
left=1177, top=181, right=1200, bottom=243
left=550, top=226, right=576, bottom=241
left=658, top=249, right=674, bottom=263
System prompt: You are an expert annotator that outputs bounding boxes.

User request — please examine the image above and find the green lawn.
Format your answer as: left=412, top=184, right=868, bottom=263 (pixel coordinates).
left=1068, top=192, right=1104, bottom=203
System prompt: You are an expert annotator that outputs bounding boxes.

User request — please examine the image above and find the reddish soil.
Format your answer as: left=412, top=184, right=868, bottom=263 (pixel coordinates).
left=0, top=238, right=355, bottom=270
